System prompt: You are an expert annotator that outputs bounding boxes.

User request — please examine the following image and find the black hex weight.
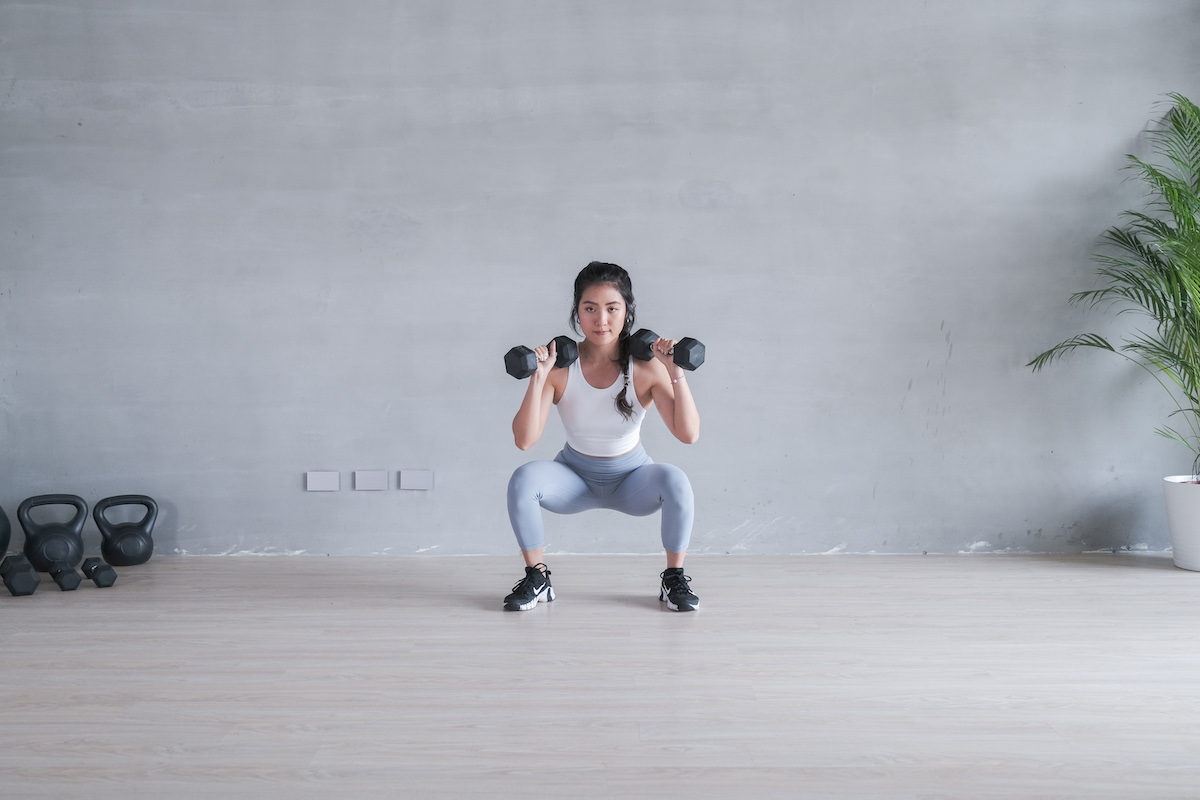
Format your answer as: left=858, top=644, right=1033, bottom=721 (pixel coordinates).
left=629, top=328, right=705, bottom=371
left=49, top=562, right=82, bottom=591
left=1, top=555, right=40, bottom=597
left=94, top=495, right=158, bottom=567
left=81, top=557, right=117, bottom=588
left=504, top=335, right=580, bottom=379
left=18, top=494, right=88, bottom=573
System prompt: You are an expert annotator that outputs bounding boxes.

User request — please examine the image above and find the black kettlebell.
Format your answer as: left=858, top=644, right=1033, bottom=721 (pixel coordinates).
left=18, top=495, right=88, bottom=572
left=0, top=501, right=11, bottom=556
left=94, top=495, right=158, bottom=567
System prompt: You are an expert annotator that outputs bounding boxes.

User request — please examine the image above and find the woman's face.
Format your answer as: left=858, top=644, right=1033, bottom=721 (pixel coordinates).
left=577, top=283, right=627, bottom=347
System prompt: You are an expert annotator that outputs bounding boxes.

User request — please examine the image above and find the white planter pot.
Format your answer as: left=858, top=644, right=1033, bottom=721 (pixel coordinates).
left=1163, top=476, right=1200, bottom=571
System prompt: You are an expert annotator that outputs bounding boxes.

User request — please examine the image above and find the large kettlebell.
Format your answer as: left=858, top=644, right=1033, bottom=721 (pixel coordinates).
left=94, top=495, right=158, bottom=567
left=0, top=501, right=11, bottom=556
left=18, top=495, right=88, bottom=572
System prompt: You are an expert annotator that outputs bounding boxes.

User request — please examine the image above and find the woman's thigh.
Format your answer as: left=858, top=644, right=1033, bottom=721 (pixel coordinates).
left=607, top=463, right=693, bottom=517
left=508, top=459, right=601, bottom=515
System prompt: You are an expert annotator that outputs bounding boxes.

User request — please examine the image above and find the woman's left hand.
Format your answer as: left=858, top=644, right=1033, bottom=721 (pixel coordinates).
left=647, top=336, right=699, bottom=444
left=652, top=337, right=684, bottom=379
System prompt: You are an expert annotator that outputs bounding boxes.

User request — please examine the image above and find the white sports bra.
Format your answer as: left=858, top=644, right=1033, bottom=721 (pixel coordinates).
left=557, top=358, right=648, bottom=457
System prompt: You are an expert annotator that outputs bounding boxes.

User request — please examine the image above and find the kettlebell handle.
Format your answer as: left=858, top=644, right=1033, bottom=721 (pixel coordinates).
left=93, top=495, right=159, bottom=536
left=17, top=494, right=89, bottom=537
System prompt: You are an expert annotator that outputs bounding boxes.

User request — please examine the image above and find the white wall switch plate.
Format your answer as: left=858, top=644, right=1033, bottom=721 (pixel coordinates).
left=354, top=470, right=389, bottom=491
left=306, top=471, right=340, bottom=492
left=400, top=470, right=434, bottom=490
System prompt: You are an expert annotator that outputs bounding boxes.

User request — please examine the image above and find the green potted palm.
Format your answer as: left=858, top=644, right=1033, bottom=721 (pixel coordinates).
left=1030, top=93, right=1200, bottom=570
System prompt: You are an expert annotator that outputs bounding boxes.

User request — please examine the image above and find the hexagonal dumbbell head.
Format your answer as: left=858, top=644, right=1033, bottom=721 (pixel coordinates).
left=629, top=328, right=659, bottom=362
left=50, top=562, right=82, bottom=591
left=81, top=557, right=117, bottom=588
left=504, top=345, right=538, bottom=380
left=549, top=336, right=579, bottom=369
left=673, top=337, right=705, bottom=371
left=1, top=554, right=41, bottom=597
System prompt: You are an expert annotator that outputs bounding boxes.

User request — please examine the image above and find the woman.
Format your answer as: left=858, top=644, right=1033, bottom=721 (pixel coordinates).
left=505, top=261, right=701, bottom=612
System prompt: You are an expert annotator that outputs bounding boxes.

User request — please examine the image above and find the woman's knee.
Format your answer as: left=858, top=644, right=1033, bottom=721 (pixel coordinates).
left=508, top=462, right=538, bottom=495
left=657, top=464, right=694, bottom=508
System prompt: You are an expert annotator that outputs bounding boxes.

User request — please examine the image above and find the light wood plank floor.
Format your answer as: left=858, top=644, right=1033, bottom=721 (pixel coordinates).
left=2, top=554, right=1199, bottom=799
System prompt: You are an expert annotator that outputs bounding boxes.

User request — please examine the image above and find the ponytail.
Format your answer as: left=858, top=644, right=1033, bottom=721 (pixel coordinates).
left=614, top=332, right=634, bottom=421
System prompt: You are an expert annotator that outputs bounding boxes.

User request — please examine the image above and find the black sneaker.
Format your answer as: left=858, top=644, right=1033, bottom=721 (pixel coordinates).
left=659, top=567, right=699, bottom=612
left=504, top=564, right=555, bottom=611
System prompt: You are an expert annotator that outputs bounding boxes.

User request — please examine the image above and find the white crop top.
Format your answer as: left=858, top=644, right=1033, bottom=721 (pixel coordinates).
left=557, top=358, right=648, bottom=457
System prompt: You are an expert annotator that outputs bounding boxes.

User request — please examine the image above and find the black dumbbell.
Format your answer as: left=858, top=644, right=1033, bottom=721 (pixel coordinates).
left=504, top=336, right=580, bottom=379
left=81, top=557, right=118, bottom=588
left=1, top=555, right=40, bottom=597
left=629, top=329, right=705, bottom=371
left=49, top=562, right=82, bottom=591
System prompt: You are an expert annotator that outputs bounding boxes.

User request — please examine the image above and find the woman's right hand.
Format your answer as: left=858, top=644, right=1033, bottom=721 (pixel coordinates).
left=531, top=340, right=557, bottom=381
left=513, top=340, right=558, bottom=450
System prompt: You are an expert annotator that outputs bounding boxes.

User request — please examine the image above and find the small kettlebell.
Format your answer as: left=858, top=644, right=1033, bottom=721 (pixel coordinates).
left=18, top=494, right=88, bottom=572
left=94, top=495, right=158, bottom=567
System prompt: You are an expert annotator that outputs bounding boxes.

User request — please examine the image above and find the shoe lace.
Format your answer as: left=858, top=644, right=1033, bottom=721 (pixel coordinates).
left=512, top=563, right=550, bottom=593
left=661, top=569, right=692, bottom=595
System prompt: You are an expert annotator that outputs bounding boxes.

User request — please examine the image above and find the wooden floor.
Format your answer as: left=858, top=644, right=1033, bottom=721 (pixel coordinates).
left=2, top=554, right=1199, bottom=799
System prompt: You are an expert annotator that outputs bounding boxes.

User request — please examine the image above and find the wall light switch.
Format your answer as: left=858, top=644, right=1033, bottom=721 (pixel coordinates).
left=400, top=470, right=434, bottom=491
left=354, top=470, right=389, bottom=491
left=306, top=471, right=340, bottom=492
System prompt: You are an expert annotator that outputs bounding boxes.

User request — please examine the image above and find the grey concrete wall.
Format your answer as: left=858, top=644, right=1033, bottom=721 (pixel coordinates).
left=2, top=1, right=1198, bottom=557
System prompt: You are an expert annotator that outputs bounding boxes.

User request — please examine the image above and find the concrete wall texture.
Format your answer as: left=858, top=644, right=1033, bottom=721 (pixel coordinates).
left=3, top=1, right=1199, bottom=557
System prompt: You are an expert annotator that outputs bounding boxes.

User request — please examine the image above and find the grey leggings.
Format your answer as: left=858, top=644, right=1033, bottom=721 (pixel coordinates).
left=507, top=443, right=695, bottom=553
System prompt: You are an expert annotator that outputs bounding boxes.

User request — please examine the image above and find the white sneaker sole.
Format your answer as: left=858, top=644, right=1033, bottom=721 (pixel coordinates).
left=505, top=585, right=555, bottom=611
left=660, top=587, right=699, bottom=612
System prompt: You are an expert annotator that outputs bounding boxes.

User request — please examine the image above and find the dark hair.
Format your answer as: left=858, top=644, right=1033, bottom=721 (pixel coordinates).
left=570, top=261, right=637, bottom=420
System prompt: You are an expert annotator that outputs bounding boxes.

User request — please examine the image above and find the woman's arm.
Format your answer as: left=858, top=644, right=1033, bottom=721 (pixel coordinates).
left=646, top=337, right=700, bottom=444
left=512, top=341, right=560, bottom=450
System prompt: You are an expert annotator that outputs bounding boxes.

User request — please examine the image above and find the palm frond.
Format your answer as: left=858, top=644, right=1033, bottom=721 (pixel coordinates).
left=1031, top=94, right=1200, bottom=459
left=1028, top=333, right=1116, bottom=371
